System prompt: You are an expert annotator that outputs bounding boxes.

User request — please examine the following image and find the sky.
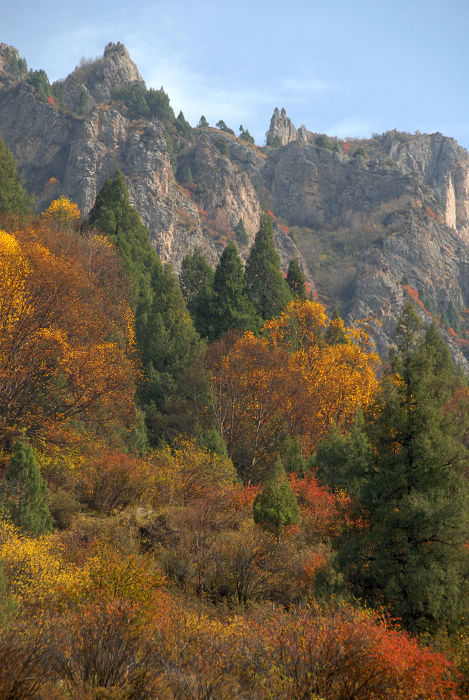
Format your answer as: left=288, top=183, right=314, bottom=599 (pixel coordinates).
left=2, top=0, right=469, bottom=150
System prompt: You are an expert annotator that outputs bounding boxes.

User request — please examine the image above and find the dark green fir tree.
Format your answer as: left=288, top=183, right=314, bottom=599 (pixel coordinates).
left=253, top=456, right=300, bottom=542
left=0, top=135, right=33, bottom=217
left=3, top=436, right=53, bottom=536
left=332, top=302, right=469, bottom=633
left=179, top=247, right=214, bottom=338
left=281, top=434, right=307, bottom=476
left=234, top=218, right=249, bottom=247
left=88, top=170, right=155, bottom=302
left=89, top=171, right=204, bottom=445
left=245, top=213, right=292, bottom=320
left=209, top=241, right=260, bottom=341
left=286, top=258, right=307, bottom=299
left=315, top=412, right=372, bottom=496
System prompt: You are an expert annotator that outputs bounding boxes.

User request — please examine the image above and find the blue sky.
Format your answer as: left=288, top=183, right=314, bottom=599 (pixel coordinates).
left=3, top=0, right=469, bottom=149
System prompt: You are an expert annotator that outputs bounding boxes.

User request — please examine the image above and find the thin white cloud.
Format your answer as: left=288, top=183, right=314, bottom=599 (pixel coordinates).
left=325, top=116, right=374, bottom=139
left=46, top=25, right=122, bottom=81
left=135, top=48, right=277, bottom=130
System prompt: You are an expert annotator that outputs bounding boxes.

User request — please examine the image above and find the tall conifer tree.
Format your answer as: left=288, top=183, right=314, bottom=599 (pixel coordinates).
left=89, top=171, right=204, bottom=445
left=245, top=213, right=291, bottom=320
left=0, top=135, right=33, bottom=217
left=286, top=258, right=307, bottom=299
left=328, top=302, right=469, bottom=632
left=179, top=248, right=214, bottom=339
left=253, top=456, right=300, bottom=542
left=3, top=437, right=53, bottom=536
left=209, top=241, right=259, bottom=341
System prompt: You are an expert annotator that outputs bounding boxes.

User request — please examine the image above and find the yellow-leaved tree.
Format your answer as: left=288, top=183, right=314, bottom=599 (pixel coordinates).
left=208, top=299, right=379, bottom=481
left=0, top=219, right=137, bottom=451
left=42, top=196, right=80, bottom=224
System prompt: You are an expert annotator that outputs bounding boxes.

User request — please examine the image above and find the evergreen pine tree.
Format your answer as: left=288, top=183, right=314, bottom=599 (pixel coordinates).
left=253, top=456, right=300, bottom=542
left=245, top=213, right=292, bottom=320
left=89, top=172, right=204, bottom=445
left=209, top=241, right=260, bottom=341
left=0, top=135, right=33, bottom=217
left=179, top=248, right=214, bottom=338
left=286, top=258, right=307, bottom=299
left=3, top=436, right=53, bottom=536
left=234, top=218, right=249, bottom=247
left=281, top=434, right=307, bottom=475
left=88, top=170, right=155, bottom=300
left=180, top=248, right=213, bottom=305
left=315, top=412, right=372, bottom=496
left=139, top=261, right=203, bottom=407
left=175, top=111, right=193, bottom=140
left=135, top=260, right=205, bottom=446
left=334, top=302, right=469, bottom=633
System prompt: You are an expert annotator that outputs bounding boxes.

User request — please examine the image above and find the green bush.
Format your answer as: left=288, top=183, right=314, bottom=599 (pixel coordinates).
left=265, top=132, right=282, bottom=147
left=3, top=47, right=27, bottom=76
left=26, top=69, right=51, bottom=102
left=215, top=138, right=229, bottom=156
left=239, top=125, right=255, bottom=144
left=315, top=135, right=339, bottom=152
left=111, top=83, right=175, bottom=126
left=216, top=120, right=235, bottom=135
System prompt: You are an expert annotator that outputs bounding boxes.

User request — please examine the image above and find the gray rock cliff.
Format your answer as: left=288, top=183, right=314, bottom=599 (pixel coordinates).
left=3, top=43, right=469, bottom=367
left=58, top=42, right=145, bottom=115
left=266, top=107, right=297, bottom=146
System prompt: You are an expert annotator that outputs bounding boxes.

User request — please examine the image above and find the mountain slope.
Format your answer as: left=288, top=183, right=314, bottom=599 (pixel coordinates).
left=2, top=41, right=469, bottom=365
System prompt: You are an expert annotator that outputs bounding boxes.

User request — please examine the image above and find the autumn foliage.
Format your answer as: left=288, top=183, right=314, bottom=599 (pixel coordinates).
left=42, top=195, right=80, bottom=224
left=0, top=222, right=136, bottom=450
left=0, top=134, right=465, bottom=700
left=209, top=299, right=379, bottom=479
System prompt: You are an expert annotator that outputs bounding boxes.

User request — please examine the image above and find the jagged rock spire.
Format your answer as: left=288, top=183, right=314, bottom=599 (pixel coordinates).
left=60, top=41, right=145, bottom=113
left=266, top=107, right=297, bottom=146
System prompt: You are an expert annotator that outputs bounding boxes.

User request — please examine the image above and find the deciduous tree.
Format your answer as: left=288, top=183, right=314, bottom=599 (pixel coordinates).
left=0, top=223, right=136, bottom=450
left=208, top=300, right=379, bottom=478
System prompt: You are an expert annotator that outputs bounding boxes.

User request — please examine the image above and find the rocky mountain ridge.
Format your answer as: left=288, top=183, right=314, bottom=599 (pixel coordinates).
left=2, top=41, right=469, bottom=366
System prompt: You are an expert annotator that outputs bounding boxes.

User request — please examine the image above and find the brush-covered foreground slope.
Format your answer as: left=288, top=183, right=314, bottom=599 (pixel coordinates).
left=2, top=41, right=469, bottom=363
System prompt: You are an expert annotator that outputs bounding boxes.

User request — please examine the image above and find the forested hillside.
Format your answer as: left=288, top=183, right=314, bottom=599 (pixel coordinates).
left=0, top=125, right=468, bottom=698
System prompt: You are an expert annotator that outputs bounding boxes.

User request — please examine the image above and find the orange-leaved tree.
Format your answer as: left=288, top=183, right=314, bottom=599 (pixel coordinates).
left=0, top=220, right=137, bottom=451
left=245, top=601, right=459, bottom=699
left=208, top=299, right=379, bottom=480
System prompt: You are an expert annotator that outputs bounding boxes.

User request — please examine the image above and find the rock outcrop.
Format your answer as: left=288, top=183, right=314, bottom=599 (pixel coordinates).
left=58, top=42, right=145, bottom=115
left=0, top=43, right=27, bottom=87
left=3, top=42, right=469, bottom=366
left=0, top=50, right=309, bottom=280
left=266, top=107, right=297, bottom=146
